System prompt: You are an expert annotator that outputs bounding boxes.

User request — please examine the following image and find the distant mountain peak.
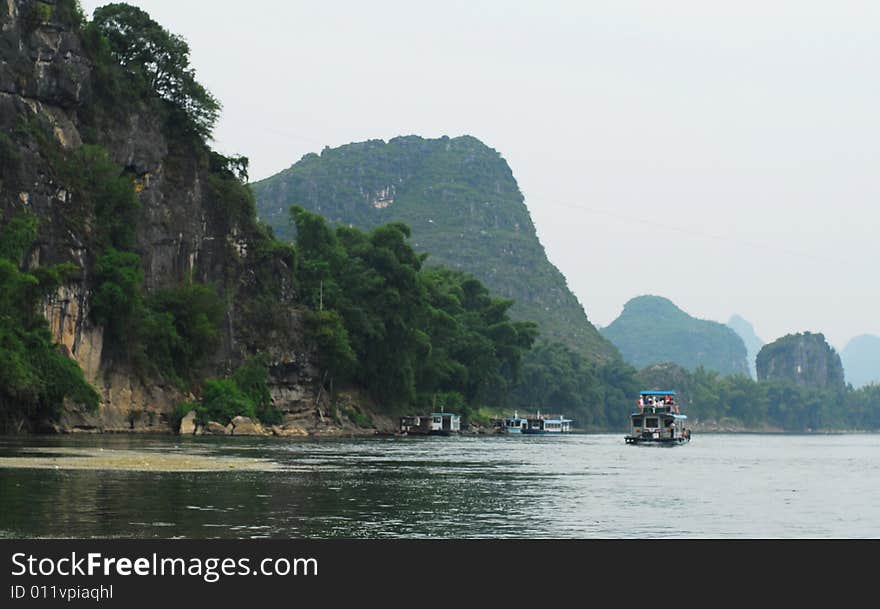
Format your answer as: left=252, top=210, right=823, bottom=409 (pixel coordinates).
left=727, top=314, right=764, bottom=379
left=757, top=332, right=845, bottom=391
left=601, top=295, right=749, bottom=376
left=841, top=334, right=880, bottom=388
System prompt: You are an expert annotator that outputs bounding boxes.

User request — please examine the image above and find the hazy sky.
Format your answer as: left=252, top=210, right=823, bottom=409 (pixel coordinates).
left=80, top=0, right=880, bottom=351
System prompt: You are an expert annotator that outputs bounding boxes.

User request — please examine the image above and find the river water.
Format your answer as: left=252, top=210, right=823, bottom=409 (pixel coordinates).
left=1, top=433, right=878, bottom=538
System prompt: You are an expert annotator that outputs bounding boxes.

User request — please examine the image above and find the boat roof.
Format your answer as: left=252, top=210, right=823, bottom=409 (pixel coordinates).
left=640, top=390, right=676, bottom=396
left=431, top=412, right=459, bottom=417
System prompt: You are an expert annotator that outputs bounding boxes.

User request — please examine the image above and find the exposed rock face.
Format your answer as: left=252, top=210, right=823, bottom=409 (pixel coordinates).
left=201, top=421, right=230, bottom=435
left=0, top=1, right=321, bottom=431
left=179, top=411, right=197, bottom=435
left=271, top=424, right=308, bottom=437
left=601, top=295, right=750, bottom=376
left=229, top=416, right=265, bottom=436
left=756, top=332, right=845, bottom=391
left=251, top=135, right=619, bottom=363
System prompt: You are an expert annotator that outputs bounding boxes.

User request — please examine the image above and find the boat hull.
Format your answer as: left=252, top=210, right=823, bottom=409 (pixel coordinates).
left=625, top=435, right=690, bottom=445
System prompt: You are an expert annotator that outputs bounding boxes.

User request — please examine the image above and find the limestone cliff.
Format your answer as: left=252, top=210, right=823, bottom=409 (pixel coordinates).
left=756, top=332, right=845, bottom=392
left=0, top=1, right=320, bottom=432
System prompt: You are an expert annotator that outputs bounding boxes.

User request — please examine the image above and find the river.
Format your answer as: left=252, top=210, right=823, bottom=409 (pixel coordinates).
left=1, top=433, right=878, bottom=538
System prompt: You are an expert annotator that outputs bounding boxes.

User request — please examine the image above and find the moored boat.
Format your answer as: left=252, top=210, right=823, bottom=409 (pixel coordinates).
left=498, top=414, right=528, bottom=433
left=522, top=413, right=573, bottom=434
left=493, top=412, right=573, bottom=434
left=399, top=412, right=461, bottom=436
left=624, top=390, right=691, bottom=445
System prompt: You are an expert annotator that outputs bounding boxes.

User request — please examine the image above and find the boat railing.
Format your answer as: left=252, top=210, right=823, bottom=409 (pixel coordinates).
left=635, top=405, right=680, bottom=414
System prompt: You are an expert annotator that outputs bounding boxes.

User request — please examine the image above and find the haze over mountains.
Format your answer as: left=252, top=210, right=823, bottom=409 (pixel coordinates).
left=251, top=135, right=619, bottom=362
left=727, top=315, right=764, bottom=379
left=841, top=335, right=880, bottom=388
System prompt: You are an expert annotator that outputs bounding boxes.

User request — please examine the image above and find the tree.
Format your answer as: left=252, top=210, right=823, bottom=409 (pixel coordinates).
left=289, top=206, right=536, bottom=414
left=92, top=3, right=220, bottom=139
left=90, top=247, right=145, bottom=356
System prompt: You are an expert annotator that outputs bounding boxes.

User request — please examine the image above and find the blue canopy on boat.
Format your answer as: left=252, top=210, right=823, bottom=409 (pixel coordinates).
left=640, top=390, right=676, bottom=396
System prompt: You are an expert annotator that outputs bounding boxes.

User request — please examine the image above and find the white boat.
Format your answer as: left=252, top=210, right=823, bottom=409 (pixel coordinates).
left=624, top=390, right=691, bottom=445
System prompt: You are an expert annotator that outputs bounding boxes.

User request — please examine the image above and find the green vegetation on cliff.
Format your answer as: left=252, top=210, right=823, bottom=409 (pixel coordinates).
left=251, top=136, right=618, bottom=363
left=0, top=1, right=294, bottom=429
left=175, top=356, right=277, bottom=427
left=601, top=295, right=749, bottom=376
left=90, top=3, right=220, bottom=139
left=0, top=214, right=100, bottom=432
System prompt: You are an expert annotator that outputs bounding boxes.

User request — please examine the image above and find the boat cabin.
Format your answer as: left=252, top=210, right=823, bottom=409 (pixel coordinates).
left=502, top=416, right=529, bottom=433
left=431, top=412, right=461, bottom=434
left=399, top=412, right=461, bottom=435
left=524, top=414, right=573, bottom=434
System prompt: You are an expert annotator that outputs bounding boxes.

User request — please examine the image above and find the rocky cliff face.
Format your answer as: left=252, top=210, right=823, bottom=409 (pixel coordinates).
left=251, top=135, right=619, bottom=362
left=756, top=332, right=845, bottom=392
left=1, top=1, right=319, bottom=431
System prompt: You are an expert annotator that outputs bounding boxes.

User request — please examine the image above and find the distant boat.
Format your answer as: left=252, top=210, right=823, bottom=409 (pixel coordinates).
left=523, top=414, right=572, bottom=434
left=495, top=412, right=572, bottom=434
left=399, top=412, right=461, bottom=436
left=498, top=414, right=529, bottom=434
left=624, top=390, right=691, bottom=446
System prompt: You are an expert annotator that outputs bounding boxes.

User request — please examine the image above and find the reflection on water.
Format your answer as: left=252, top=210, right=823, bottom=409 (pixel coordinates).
left=1, top=433, right=879, bottom=538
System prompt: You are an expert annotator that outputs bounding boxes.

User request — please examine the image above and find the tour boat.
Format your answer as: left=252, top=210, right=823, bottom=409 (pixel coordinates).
left=624, top=390, right=691, bottom=445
